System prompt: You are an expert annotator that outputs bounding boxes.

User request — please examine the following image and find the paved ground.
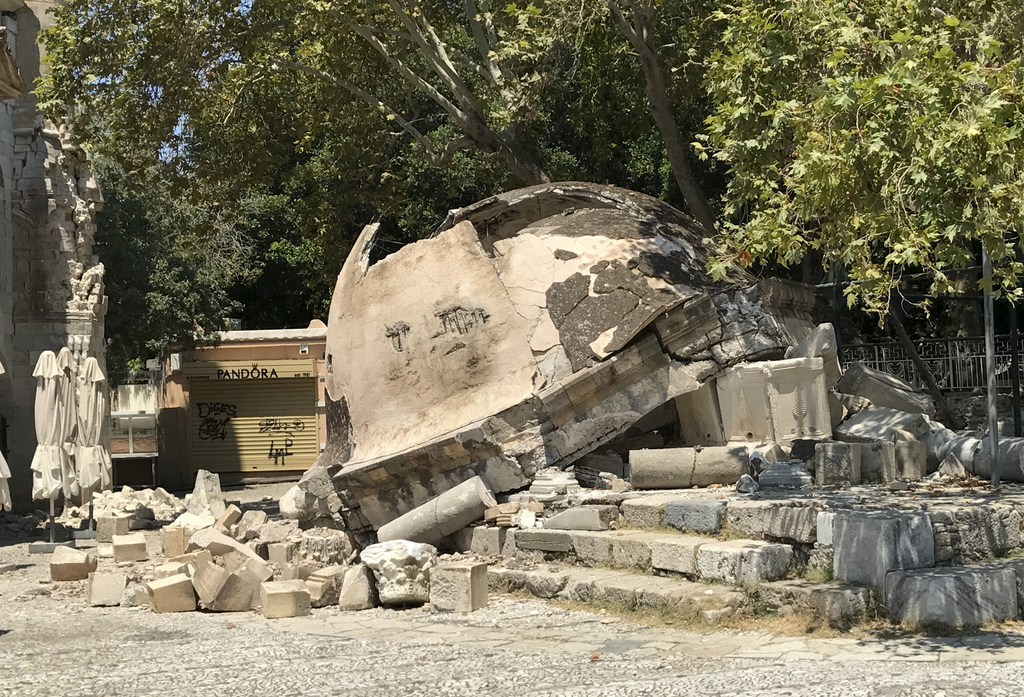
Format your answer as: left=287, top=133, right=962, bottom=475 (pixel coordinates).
left=3, top=483, right=1024, bottom=695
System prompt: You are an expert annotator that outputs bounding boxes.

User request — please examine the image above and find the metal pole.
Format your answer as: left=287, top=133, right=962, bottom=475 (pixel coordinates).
left=832, top=264, right=843, bottom=363
left=983, top=247, right=1001, bottom=486
left=49, top=496, right=56, bottom=544
left=1011, top=298, right=1022, bottom=438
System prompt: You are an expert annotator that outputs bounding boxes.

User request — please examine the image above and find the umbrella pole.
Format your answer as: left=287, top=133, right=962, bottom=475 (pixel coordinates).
left=49, top=496, right=55, bottom=544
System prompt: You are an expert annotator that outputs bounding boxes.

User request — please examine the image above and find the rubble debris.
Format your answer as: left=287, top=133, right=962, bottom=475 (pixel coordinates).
left=296, top=182, right=817, bottom=533
left=50, top=546, right=97, bottom=581
left=736, top=474, right=758, bottom=493
left=859, top=442, right=896, bottom=483
left=153, top=561, right=189, bottom=579
left=146, top=573, right=198, bottom=613
left=484, top=501, right=544, bottom=527
left=88, top=571, right=127, bottom=606
left=837, top=362, right=934, bottom=416
left=429, top=562, right=488, bottom=613
left=112, top=532, right=148, bottom=563
left=938, top=453, right=967, bottom=478
left=187, top=528, right=262, bottom=565
left=629, top=445, right=750, bottom=490
left=192, top=562, right=256, bottom=612
left=306, top=565, right=348, bottom=608
left=525, top=470, right=582, bottom=503
left=543, top=505, right=619, bottom=531
left=96, top=514, right=131, bottom=543
left=184, top=469, right=227, bottom=521
left=834, top=406, right=929, bottom=444
left=360, top=540, right=437, bottom=605
left=215, top=504, right=242, bottom=531
left=337, top=565, right=379, bottom=610
left=121, top=582, right=149, bottom=608
left=64, top=486, right=186, bottom=528
left=376, top=476, right=496, bottom=545
left=236, top=510, right=268, bottom=537
left=259, top=580, right=310, bottom=618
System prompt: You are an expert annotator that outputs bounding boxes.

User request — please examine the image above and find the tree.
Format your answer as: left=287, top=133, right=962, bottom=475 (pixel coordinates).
left=605, top=0, right=720, bottom=232
left=38, top=0, right=560, bottom=189
left=701, top=0, right=1024, bottom=315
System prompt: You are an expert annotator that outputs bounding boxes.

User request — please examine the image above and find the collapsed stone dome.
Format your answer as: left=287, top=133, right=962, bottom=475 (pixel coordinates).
left=300, top=182, right=815, bottom=533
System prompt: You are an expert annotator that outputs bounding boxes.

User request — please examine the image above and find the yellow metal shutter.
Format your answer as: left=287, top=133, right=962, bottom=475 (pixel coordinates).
left=187, top=377, right=319, bottom=473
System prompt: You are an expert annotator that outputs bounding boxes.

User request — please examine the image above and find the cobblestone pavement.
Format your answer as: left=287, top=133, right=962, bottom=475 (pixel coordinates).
left=3, top=547, right=1024, bottom=697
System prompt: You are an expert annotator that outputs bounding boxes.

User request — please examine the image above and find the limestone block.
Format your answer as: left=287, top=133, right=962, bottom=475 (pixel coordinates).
left=191, top=561, right=255, bottom=612
left=859, top=441, right=896, bottom=483
left=817, top=511, right=835, bottom=547
left=470, top=527, right=514, bottom=557
left=650, top=536, right=708, bottom=575
left=260, top=579, right=311, bottom=619
left=619, top=496, right=676, bottom=527
left=514, top=529, right=572, bottom=553
left=376, top=476, right=496, bottom=545
left=153, top=562, right=189, bottom=579
left=360, top=540, right=438, bottom=605
left=629, top=446, right=749, bottom=489
left=611, top=534, right=652, bottom=569
left=815, top=442, right=861, bottom=486
left=239, top=557, right=274, bottom=583
left=760, top=579, right=868, bottom=627
left=112, top=532, right=148, bottom=563
left=885, top=567, right=1017, bottom=628
left=764, top=506, right=818, bottom=544
left=267, top=542, right=297, bottom=567
left=571, top=531, right=614, bottom=566
left=832, top=511, right=935, bottom=588
left=50, top=546, right=97, bottom=581
left=237, top=510, right=268, bottom=536
left=96, top=514, right=131, bottom=543
left=718, top=358, right=831, bottom=442
left=171, top=550, right=214, bottom=568
left=674, top=381, right=725, bottom=446
left=757, top=461, right=813, bottom=488
left=837, top=362, right=933, bottom=416
left=430, top=562, right=488, bottom=613
left=726, top=500, right=779, bottom=537
left=895, top=441, right=926, bottom=481
left=938, top=454, right=967, bottom=478
left=544, top=505, right=619, bottom=531
left=696, top=540, right=794, bottom=584
left=88, top=572, right=127, bottom=607
left=337, top=565, right=379, bottom=611
left=214, top=504, right=242, bottom=531
left=954, top=506, right=1022, bottom=561
left=146, top=573, right=197, bottom=613
left=663, top=499, right=725, bottom=534
left=834, top=406, right=929, bottom=444
left=282, top=562, right=317, bottom=581
left=161, top=526, right=191, bottom=558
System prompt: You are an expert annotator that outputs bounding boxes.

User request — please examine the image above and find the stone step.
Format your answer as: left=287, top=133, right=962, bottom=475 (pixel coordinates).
left=759, top=579, right=870, bottom=627
left=488, top=564, right=745, bottom=617
left=884, top=566, right=1018, bottom=628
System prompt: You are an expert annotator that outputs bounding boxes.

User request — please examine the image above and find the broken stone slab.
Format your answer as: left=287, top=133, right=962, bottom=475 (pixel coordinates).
left=191, top=561, right=255, bottom=612
left=674, top=381, right=726, bottom=447
left=885, top=567, right=1017, bottom=628
left=337, top=565, right=379, bottom=610
left=938, top=453, right=967, bottom=478
left=894, top=440, right=926, bottom=481
left=88, top=572, right=127, bottom=607
left=187, top=527, right=262, bottom=564
left=663, top=499, right=725, bottom=534
left=153, top=561, right=189, bottom=579
left=543, top=505, right=619, bottom=531
left=837, top=362, right=933, bottom=416
left=834, top=406, right=929, bottom=444
left=376, top=476, right=496, bottom=546
left=430, top=562, right=488, bottom=613
left=786, top=323, right=841, bottom=387
left=261, top=579, right=311, bottom=619
left=736, top=474, right=758, bottom=493
left=96, top=513, right=131, bottom=543
left=629, top=445, right=750, bottom=490
left=360, top=540, right=437, bottom=606
left=146, top=573, right=197, bottom=613
left=757, top=461, right=813, bottom=488
left=515, top=529, right=573, bottom=553
left=859, top=441, right=896, bottom=483
left=764, top=506, right=818, bottom=544
left=650, top=535, right=709, bottom=576
left=237, top=509, right=268, bottom=537
left=815, top=442, right=861, bottom=486
left=171, top=550, right=214, bottom=568
left=121, top=582, right=149, bottom=608
left=695, top=540, right=794, bottom=584
left=267, top=541, right=297, bottom=567
left=112, top=532, right=148, bottom=563
left=759, top=579, right=869, bottom=627
left=50, top=546, right=98, bottom=581
left=306, top=565, right=348, bottom=608
left=832, top=511, right=934, bottom=589
left=186, top=469, right=227, bottom=519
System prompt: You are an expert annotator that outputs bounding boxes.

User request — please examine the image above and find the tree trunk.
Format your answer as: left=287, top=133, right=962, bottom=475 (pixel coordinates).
left=634, top=44, right=717, bottom=234
left=494, top=141, right=551, bottom=185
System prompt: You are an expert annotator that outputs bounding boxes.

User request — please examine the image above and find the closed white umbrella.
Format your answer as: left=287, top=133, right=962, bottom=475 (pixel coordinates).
left=55, top=347, right=80, bottom=500
left=76, top=357, right=111, bottom=493
left=30, top=350, right=64, bottom=501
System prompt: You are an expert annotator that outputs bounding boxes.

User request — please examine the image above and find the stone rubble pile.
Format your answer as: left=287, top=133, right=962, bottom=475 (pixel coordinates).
left=60, top=486, right=186, bottom=529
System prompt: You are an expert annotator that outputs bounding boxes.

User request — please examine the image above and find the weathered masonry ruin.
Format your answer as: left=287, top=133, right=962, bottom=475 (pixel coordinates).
left=296, top=183, right=817, bottom=533
left=0, top=0, right=106, bottom=505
